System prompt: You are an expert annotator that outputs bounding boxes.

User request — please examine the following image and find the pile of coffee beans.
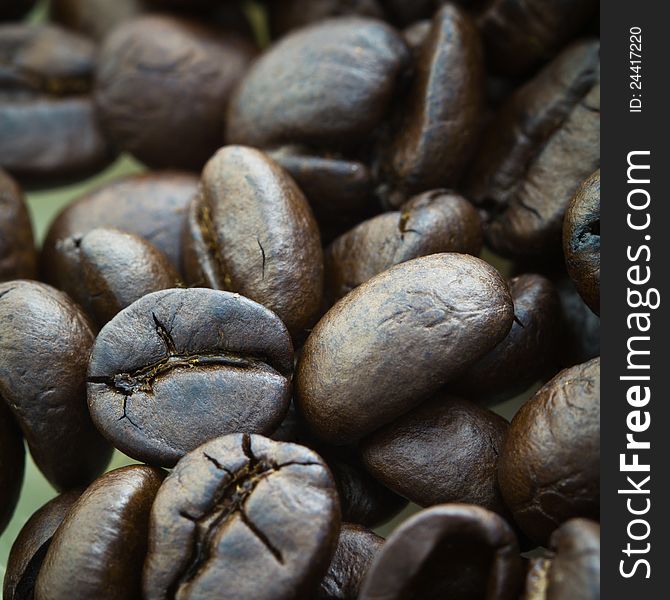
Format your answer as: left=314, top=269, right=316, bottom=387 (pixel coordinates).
left=1, top=1, right=600, bottom=598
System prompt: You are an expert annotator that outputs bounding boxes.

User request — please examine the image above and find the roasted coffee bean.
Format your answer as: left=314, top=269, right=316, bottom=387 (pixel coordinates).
left=402, top=19, right=430, bottom=53
left=296, top=253, right=514, bottom=445
left=41, top=172, right=197, bottom=278
left=48, top=227, right=179, bottom=330
left=324, top=450, right=408, bottom=528
left=378, top=5, right=484, bottom=204
left=3, top=489, right=81, bottom=600
left=361, top=396, right=509, bottom=513
left=0, top=281, right=112, bottom=490
left=359, top=504, right=523, bottom=600
left=182, top=146, right=324, bottom=337
left=35, top=466, right=165, bottom=600
left=267, top=146, right=379, bottom=244
left=499, top=357, right=600, bottom=545
left=0, top=400, right=24, bottom=536
left=143, top=433, right=341, bottom=600
left=478, top=0, right=599, bottom=75
left=0, top=168, right=37, bottom=282
left=50, top=0, right=144, bottom=41
left=555, top=276, right=600, bottom=367
left=466, top=40, right=600, bottom=260
left=87, top=288, right=293, bottom=467
left=325, top=190, right=482, bottom=302
left=0, top=24, right=114, bottom=183
left=0, top=0, right=36, bottom=21
left=449, top=274, right=562, bottom=402
left=318, top=523, right=384, bottom=600
left=563, top=170, right=600, bottom=315
left=95, top=16, right=256, bottom=170
left=269, top=0, right=386, bottom=38
left=521, top=519, right=600, bottom=600
left=227, top=18, right=410, bottom=148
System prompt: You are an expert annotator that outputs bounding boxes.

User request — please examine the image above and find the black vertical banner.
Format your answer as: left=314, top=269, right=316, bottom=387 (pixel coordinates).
left=602, top=1, right=670, bottom=597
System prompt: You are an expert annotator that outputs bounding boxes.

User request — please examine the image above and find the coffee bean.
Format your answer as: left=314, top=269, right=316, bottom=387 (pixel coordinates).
left=296, top=253, right=514, bottom=444
left=381, top=0, right=437, bottom=26
left=95, top=16, right=256, bottom=170
left=41, top=172, right=197, bottom=278
left=0, top=169, right=36, bottom=282
left=182, top=146, right=324, bottom=337
left=563, top=170, right=600, bottom=315
left=3, top=489, right=81, bottom=600
left=545, top=519, right=600, bottom=600
left=226, top=18, right=410, bottom=148
left=323, top=450, right=408, bottom=528
left=359, top=504, right=523, bottom=600
left=361, top=395, right=509, bottom=513
left=0, top=281, right=112, bottom=490
left=0, top=400, right=24, bottom=536
left=478, top=0, right=599, bottom=75
left=318, top=523, right=384, bottom=600
left=0, top=0, right=36, bottom=21
left=499, top=357, right=600, bottom=545
left=269, top=0, right=386, bottom=38
left=466, top=40, right=600, bottom=260
left=449, top=274, right=562, bottom=403
left=325, top=190, right=482, bottom=302
left=35, top=466, right=165, bottom=600
left=0, top=24, right=115, bottom=184
left=267, top=146, right=378, bottom=244
left=402, top=19, right=430, bottom=53
left=87, top=288, right=294, bottom=467
left=50, top=0, right=144, bottom=41
left=48, top=227, right=179, bottom=330
left=378, top=5, right=484, bottom=204
left=143, top=433, right=340, bottom=600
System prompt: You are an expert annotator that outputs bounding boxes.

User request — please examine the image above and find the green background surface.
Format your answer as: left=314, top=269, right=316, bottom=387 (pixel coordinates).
left=0, top=0, right=530, bottom=581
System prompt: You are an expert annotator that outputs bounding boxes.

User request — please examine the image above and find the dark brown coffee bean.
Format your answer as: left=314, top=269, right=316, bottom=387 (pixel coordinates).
left=466, top=40, right=600, bottom=260
left=3, top=489, right=81, bottom=600
left=318, top=523, right=384, bottom=600
left=296, top=253, right=514, bottom=444
left=545, top=519, right=600, bottom=600
left=267, top=146, right=378, bottom=244
left=563, top=170, right=600, bottom=315
left=478, top=0, right=599, bottom=75
left=50, top=0, right=144, bottom=41
left=143, top=433, right=341, bottom=600
left=48, top=227, right=179, bottom=330
left=449, top=274, right=562, bottom=403
left=95, top=16, right=256, bottom=170
left=87, top=288, right=294, bottom=467
left=226, top=18, right=410, bottom=148
left=499, top=357, right=600, bottom=546
left=35, top=466, right=165, bottom=600
left=269, top=0, right=386, bottom=38
left=0, top=0, right=36, bottom=21
left=0, top=281, right=112, bottom=490
left=324, top=450, right=408, bottom=528
left=182, top=146, right=324, bottom=337
left=0, top=169, right=36, bottom=282
left=359, top=504, right=523, bottom=600
left=379, top=5, right=484, bottom=204
left=0, top=400, right=24, bottom=536
left=555, top=276, right=600, bottom=367
left=325, top=190, right=482, bottom=302
left=0, top=24, right=115, bottom=184
left=41, top=172, right=197, bottom=278
left=361, top=396, right=509, bottom=513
